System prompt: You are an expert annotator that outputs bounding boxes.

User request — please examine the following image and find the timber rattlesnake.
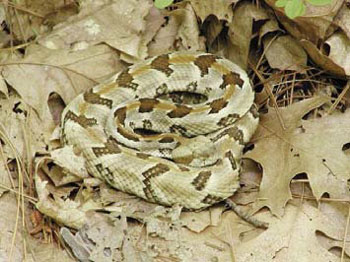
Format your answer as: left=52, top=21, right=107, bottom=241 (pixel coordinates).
left=60, top=52, right=259, bottom=210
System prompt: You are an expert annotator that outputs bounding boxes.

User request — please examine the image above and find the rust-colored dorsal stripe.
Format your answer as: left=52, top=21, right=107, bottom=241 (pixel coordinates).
left=191, top=170, right=212, bottom=191
left=220, top=72, right=244, bottom=89
left=169, top=54, right=196, bottom=64
left=63, top=111, right=97, bottom=128
left=131, top=65, right=151, bottom=76
left=193, top=54, right=218, bottom=76
left=92, top=137, right=121, bottom=157
left=225, top=151, right=237, bottom=170
left=117, top=127, right=139, bottom=142
left=84, top=89, right=113, bottom=109
left=114, top=107, right=127, bottom=125
left=139, top=98, right=159, bottom=113
left=142, top=163, right=170, bottom=179
left=116, top=69, right=138, bottom=90
left=150, top=54, right=174, bottom=77
left=167, top=104, right=192, bottom=118
left=209, top=98, right=228, bottom=114
left=136, top=153, right=151, bottom=159
left=159, top=136, right=175, bottom=143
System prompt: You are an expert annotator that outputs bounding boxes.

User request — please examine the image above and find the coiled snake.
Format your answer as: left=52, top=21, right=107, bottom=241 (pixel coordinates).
left=60, top=52, right=258, bottom=210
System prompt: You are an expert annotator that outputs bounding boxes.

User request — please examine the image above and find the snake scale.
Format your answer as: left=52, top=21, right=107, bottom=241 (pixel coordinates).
left=60, top=52, right=259, bottom=210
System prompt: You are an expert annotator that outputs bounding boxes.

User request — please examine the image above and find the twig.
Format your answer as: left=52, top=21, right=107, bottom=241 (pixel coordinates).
left=225, top=199, right=269, bottom=229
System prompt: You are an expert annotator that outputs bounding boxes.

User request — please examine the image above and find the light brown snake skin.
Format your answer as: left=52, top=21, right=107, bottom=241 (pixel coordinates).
left=60, top=52, right=259, bottom=210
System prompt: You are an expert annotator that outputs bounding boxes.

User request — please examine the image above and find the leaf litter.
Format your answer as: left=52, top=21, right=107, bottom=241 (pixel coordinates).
left=1, top=0, right=350, bottom=261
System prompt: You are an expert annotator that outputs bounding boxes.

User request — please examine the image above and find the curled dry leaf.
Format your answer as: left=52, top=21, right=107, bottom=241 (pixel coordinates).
left=301, top=39, right=346, bottom=76
left=35, top=174, right=87, bottom=229
left=324, top=31, right=350, bottom=75
left=61, top=214, right=128, bottom=261
left=265, top=0, right=343, bottom=43
left=2, top=44, right=123, bottom=122
left=227, top=2, right=272, bottom=70
left=189, top=0, right=237, bottom=22
left=169, top=2, right=206, bottom=51
left=245, top=96, right=350, bottom=216
left=334, top=6, right=350, bottom=39
left=0, top=94, right=47, bottom=160
left=38, top=0, right=157, bottom=61
left=50, top=145, right=89, bottom=181
left=235, top=202, right=347, bottom=262
left=263, top=35, right=307, bottom=71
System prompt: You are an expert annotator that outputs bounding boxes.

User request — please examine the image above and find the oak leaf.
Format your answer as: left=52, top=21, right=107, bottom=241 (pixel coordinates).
left=246, top=96, right=350, bottom=215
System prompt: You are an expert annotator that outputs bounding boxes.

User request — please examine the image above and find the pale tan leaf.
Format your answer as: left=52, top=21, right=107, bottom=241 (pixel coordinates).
left=325, top=31, right=350, bottom=75
left=189, top=0, right=237, bottom=22
left=39, top=0, right=154, bottom=60
left=35, top=174, right=88, bottom=229
left=5, top=0, right=74, bottom=42
left=264, top=35, right=307, bottom=71
left=227, top=2, right=270, bottom=69
left=180, top=206, right=223, bottom=233
left=334, top=6, right=350, bottom=39
left=301, top=39, right=346, bottom=76
left=51, top=145, right=89, bottom=181
left=61, top=214, right=128, bottom=261
left=25, top=237, right=74, bottom=262
left=0, top=95, right=47, bottom=160
left=2, top=44, right=123, bottom=121
left=265, top=0, right=343, bottom=43
left=148, top=15, right=179, bottom=56
left=0, top=76, right=8, bottom=98
left=235, top=202, right=346, bottom=262
left=170, top=2, right=206, bottom=52
left=245, top=96, right=344, bottom=215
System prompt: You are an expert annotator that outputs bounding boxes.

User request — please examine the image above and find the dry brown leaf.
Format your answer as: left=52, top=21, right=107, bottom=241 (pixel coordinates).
left=300, top=31, right=350, bottom=76
left=34, top=171, right=103, bottom=229
left=227, top=2, right=271, bottom=70
left=4, top=0, right=73, bottom=42
left=0, top=76, right=8, bottom=98
left=0, top=161, right=36, bottom=261
left=26, top=236, right=74, bottom=262
left=61, top=213, right=128, bottom=261
left=334, top=6, right=350, bottom=39
left=38, top=0, right=156, bottom=60
left=301, top=39, right=345, bottom=76
left=189, top=0, right=237, bottom=22
left=263, top=35, right=307, bottom=71
left=245, top=96, right=350, bottom=215
left=2, top=44, right=123, bottom=122
left=149, top=1, right=206, bottom=56
left=258, top=16, right=282, bottom=45
left=170, top=2, right=206, bottom=52
left=148, top=14, right=179, bottom=56
left=325, top=31, right=350, bottom=75
left=265, top=0, right=343, bottom=43
left=235, top=202, right=347, bottom=262
left=50, top=145, right=89, bottom=181
left=0, top=94, right=47, bottom=160
left=180, top=206, right=223, bottom=233
left=202, top=16, right=224, bottom=47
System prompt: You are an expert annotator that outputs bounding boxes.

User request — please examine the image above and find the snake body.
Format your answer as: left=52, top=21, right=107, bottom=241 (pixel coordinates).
left=60, top=52, right=258, bottom=210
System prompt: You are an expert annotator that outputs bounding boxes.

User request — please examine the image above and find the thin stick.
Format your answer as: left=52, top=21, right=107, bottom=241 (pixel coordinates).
left=225, top=199, right=269, bottom=229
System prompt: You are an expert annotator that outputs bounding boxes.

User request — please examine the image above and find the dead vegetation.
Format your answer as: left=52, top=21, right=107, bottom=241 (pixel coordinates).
left=0, top=0, right=350, bottom=261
